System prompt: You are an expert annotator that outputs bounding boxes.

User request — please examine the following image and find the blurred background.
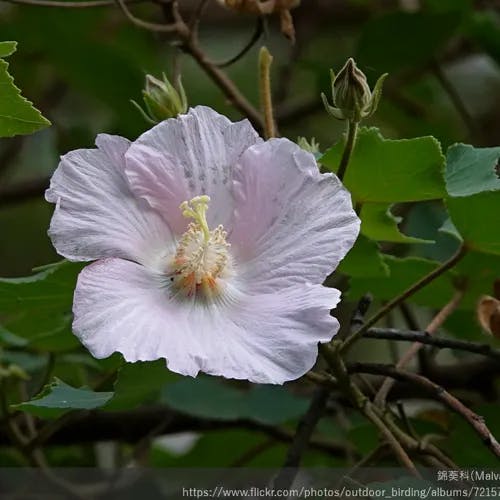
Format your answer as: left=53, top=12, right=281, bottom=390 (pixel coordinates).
left=1, top=0, right=500, bottom=277
left=1, top=0, right=500, bottom=473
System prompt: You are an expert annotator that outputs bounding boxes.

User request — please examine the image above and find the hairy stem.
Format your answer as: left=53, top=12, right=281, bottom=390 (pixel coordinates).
left=259, top=46, right=277, bottom=139
left=337, top=120, right=358, bottom=182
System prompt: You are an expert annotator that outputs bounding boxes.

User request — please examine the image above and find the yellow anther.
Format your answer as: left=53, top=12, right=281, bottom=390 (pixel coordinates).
left=170, top=195, right=231, bottom=302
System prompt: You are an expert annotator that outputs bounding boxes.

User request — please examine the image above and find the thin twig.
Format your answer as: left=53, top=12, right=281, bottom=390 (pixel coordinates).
left=431, top=60, right=476, bottom=141
left=374, top=289, right=465, bottom=407
left=188, top=0, right=209, bottom=36
left=182, top=36, right=263, bottom=130
left=114, top=0, right=185, bottom=33
left=362, top=402, right=421, bottom=476
left=363, top=328, right=500, bottom=361
left=0, top=0, right=144, bottom=7
left=341, top=244, right=468, bottom=354
left=349, top=362, right=500, bottom=460
left=216, top=17, right=264, bottom=68
left=273, top=387, right=330, bottom=491
left=320, top=344, right=420, bottom=475
left=230, top=438, right=276, bottom=467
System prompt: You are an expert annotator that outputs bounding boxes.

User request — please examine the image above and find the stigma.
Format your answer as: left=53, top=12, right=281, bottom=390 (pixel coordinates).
left=169, top=195, right=231, bottom=301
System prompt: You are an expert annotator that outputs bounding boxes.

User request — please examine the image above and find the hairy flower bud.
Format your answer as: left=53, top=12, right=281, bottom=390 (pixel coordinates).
left=132, top=74, right=188, bottom=124
left=322, top=58, right=387, bottom=123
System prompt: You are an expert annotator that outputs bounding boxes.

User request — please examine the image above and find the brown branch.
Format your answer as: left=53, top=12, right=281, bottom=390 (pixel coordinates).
left=273, top=387, right=330, bottom=491
left=431, top=60, right=477, bottom=142
left=320, top=344, right=420, bottom=475
left=363, top=329, right=500, bottom=362
left=374, top=289, right=465, bottom=407
left=215, top=17, right=264, bottom=69
left=7, top=405, right=351, bottom=458
left=1, top=0, right=144, bottom=6
left=349, top=362, right=500, bottom=461
left=342, top=243, right=468, bottom=354
left=0, top=176, right=50, bottom=207
left=114, top=0, right=185, bottom=33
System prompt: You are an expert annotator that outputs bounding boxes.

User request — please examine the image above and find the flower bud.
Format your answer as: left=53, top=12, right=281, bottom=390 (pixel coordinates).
left=322, top=58, right=387, bottom=123
left=297, top=136, right=320, bottom=156
left=132, top=73, right=188, bottom=124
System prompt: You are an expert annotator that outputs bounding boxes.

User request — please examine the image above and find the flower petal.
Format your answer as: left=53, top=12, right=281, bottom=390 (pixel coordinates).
left=46, top=134, right=173, bottom=268
left=124, top=106, right=261, bottom=234
left=231, top=138, right=360, bottom=293
left=73, top=258, right=340, bottom=384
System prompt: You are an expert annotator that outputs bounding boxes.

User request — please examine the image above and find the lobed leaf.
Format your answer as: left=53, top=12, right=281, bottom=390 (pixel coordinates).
left=320, top=127, right=446, bottom=203
left=14, top=378, right=113, bottom=419
left=0, top=41, right=51, bottom=137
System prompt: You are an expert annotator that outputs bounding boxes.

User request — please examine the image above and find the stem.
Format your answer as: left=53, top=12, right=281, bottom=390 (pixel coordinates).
left=182, top=37, right=263, bottom=130
left=115, top=0, right=183, bottom=32
left=259, top=46, right=276, bottom=139
left=337, top=120, right=358, bottom=182
left=341, top=243, right=467, bottom=354
left=273, top=387, right=330, bottom=491
left=363, top=328, right=500, bottom=361
left=216, top=18, right=264, bottom=68
left=374, top=289, right=464, bottom=407
left=1, top=0, right=145, bottom=6
left=349, top=362, right=500, bottom=460
left=431, top=61, right=476, bottom=142
left=320, top=344, right=419, bottom=475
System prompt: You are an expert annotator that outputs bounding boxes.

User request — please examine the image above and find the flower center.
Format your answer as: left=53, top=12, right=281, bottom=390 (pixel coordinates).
left=169, top=195, right=231, bottom=301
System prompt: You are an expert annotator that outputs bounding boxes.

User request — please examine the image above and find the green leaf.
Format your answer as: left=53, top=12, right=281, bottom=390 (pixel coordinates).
left=348, top=255, right=455, bottom=309
left=0, top=41, right=50, bottom=137
left=0, top=325, right=28, bottom=347
left=445, top=144, right=500, bottom=256
left=356, top=11, right=460, bottom=74
left=105, top=360, right=180, bottom=411
left=360, top=203, right=433, bottom=244
left=0, top=260, right=84, bottom=351
left=163, top=378, right=245, bottom=421
left=162, top=377, right=308, bottom=425
left=244, top=385, right=309, bottom=425
left=447, top=193, right=500, bottom=255
left=320, top=128, right=446, bottom=203
left=0, top=41, right=16, bottom=58
left=446, top=143, right=500, bottom=197
left=349, top=252, right=500, bottom=311
left=338, top=234, right=389, bottom=278
left=439, top=217, right=463, bottom=242
left=151, top=430, right=288, bottom=467
left=14, top=378, right=113, bottom=419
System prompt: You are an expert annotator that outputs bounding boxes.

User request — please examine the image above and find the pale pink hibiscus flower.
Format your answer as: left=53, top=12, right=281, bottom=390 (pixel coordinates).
left=46, top=107, right=360, bottom=384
